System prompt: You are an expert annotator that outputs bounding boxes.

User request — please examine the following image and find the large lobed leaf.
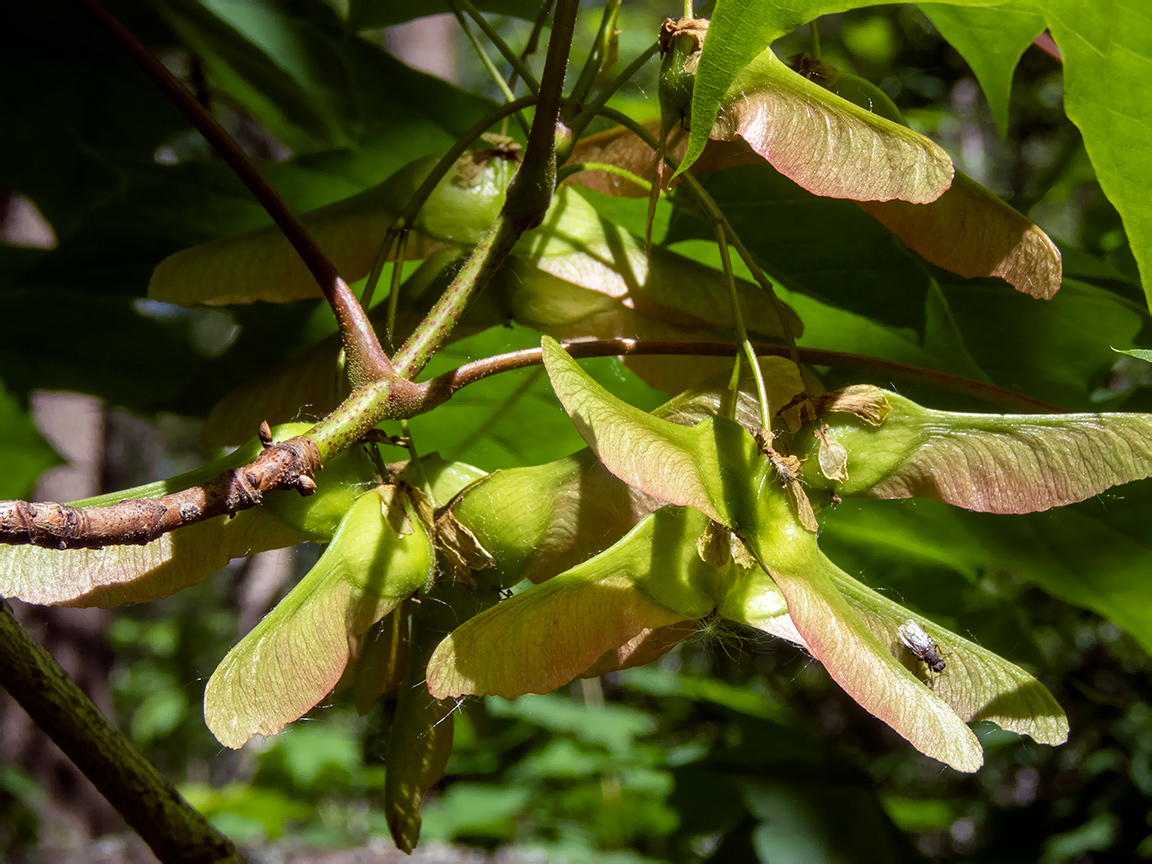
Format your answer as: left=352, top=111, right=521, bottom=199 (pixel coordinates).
left=814, top=386, right=1152, bottom=513
left=920, top=3, right=1046, bottom=137
left=205, top=484, right=434, bottom=749
left=1036, top=0, right=1152, bottom=311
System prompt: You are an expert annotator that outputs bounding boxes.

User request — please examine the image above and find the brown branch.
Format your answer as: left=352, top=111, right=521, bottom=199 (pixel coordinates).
left=426, top=338, right=1068, bottom=414
left=0, top=601, right=243, bottom=863
left=0, top=338, right=1061, bottom=550
left=1, top=429, right=320, bottom=550
left=76, top=0, right=391, bottom=384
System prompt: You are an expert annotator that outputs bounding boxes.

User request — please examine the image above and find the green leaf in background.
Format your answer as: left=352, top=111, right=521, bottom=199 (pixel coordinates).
left=619, top=665, right=787, bottom=721
left=0, top=384, right=59, bottom=500
left=937, top=277, right=1141, bottom=408
left=0, top=4, right=187, bottom=240
left=418, top=783, right=533, bottom=845
left=180, top=783, right=314, bottom=842
left=822, top=494, right=1152, bottom=654
left=152, top=0, right=495, bottom=156
left=487, top=693, right=658, bottom=752
left=151, top=0, right=355, bottom=151
left=1037, top=0, right=1152, bottom=311
left=679, top=0, right=1006, bottom=178
left=920, top=2, right=1046, bottom=137
left=667, top=163, right=936, bottom=331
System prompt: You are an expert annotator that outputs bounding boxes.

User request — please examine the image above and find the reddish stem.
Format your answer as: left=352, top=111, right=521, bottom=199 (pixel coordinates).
left=427, top=339, right=1067, bottom=414
left=77, top=0, right=392, bottom=383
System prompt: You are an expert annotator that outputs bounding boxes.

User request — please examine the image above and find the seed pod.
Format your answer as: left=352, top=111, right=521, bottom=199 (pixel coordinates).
left=898, top=619, right=946, bottom=673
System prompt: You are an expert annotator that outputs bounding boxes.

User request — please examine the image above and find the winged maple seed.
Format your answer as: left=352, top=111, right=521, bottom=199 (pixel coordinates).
left=417, top=339, right=1152, bottom=773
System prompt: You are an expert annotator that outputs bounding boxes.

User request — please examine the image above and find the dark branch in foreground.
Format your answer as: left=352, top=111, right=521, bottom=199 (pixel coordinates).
left=0, top=339, right=1064, bottom=551
left=0, top=601, right=243, bottom=863
left=76, top=0, right=391, bottom=385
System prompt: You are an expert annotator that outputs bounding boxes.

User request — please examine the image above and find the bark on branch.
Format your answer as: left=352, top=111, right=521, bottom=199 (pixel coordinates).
left=0, top=430, right=320, bottom=550
left=0, top=601, right=243, bottom=862
left=0, top=337, right=1064, bottom=551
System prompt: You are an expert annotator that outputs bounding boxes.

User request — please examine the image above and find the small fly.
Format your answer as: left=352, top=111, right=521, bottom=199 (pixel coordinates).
left=898, top=619, right=946, bottom=673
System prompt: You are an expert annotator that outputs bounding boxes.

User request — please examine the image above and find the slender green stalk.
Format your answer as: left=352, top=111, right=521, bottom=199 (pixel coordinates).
left=398, top=418, right=434, bottom=500
left=392, top=214, right=521, bottom=380
left=556, top=162, right=652, bottom=190
left=392, top=0, right=581, bottom=381
left=449, top=0, right=531, bottom=137
left=595, top=105, right=804, bottom=375
left=511, top=0, right=554, bottom=93
left=455, top=0, right=541, bottom=93
left=569, top=41, right=660, bottom=140
left=721, top=224, right=803, bottom=372
left=713, top=218, right=774, bottom=434
left=385, top=230, right=410, bottom=352
left=569, top=0, right=621, bottom=107
left=810, top=20, right=821, bottom=60
left=501, top=0, right=554, bottom=137
left=360, top=95, right=537, bottom=310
